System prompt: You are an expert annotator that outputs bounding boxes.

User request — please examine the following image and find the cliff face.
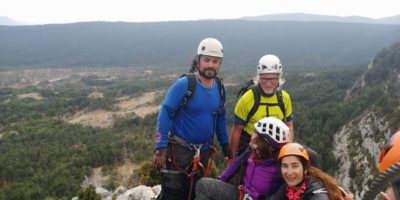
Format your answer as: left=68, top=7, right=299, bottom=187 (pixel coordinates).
left=333, top=42, right=400, bottom=199
left=334, top=111, right=390, bottom=199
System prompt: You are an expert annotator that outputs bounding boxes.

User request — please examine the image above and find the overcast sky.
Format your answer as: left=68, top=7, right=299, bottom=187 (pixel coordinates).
left=1, top=0, right=399, bottom=24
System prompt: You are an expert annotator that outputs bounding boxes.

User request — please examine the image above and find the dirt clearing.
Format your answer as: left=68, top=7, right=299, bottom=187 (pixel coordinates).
left=67, top=91, right=162, bottom=128
left=17, top=92, right=44, bottom=100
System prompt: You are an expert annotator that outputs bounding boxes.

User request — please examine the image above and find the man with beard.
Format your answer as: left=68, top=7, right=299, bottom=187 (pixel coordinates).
left=230, top=54, right=294, bottom=158
left=154, top=38, right=231, bottom=200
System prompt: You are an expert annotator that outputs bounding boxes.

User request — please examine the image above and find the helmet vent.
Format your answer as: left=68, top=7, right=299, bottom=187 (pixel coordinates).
left=276, top=127, right=281, bottom=140
left=268, top=124, right=273, bottom=135
left=282, top=132, right=287, bottom=141
left=262, top=65, right=267, bottom=70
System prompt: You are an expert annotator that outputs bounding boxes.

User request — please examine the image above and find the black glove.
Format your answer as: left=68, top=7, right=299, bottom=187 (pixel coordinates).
left=155, top=148, right=168, bottom=169
left=221, top=144, right=231, bottom=159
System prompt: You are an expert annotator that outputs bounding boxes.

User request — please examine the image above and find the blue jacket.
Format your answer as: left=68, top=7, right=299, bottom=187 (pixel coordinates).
left=155, top=76, right=229, bottom=149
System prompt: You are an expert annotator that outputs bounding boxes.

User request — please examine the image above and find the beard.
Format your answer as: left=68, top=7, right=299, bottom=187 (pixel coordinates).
left=199, top=68, right=217, bottom=79
left=259, top=84, right=279, bottom=97
left=262, top=87, right=277, bottom=95
left=263, top=88, right=275, bottom=94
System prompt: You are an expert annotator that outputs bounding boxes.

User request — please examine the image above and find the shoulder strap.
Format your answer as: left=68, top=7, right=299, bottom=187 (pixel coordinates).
left=276, top=90, right=286, bottom=122
left=180, top=73, right=196, bottom=107
left=215, top=76, right=226, bottom=114
left=180, top=74, right=225, bottom=113
left=245, top=88, right=287, bottom=124
left=246, top=85, right=260, bottom=124
left=237, top=79, right=256, bottom=97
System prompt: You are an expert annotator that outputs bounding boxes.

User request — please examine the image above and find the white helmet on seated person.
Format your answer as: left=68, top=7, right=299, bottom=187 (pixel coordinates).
left=254, top=117, right=290, bottom=149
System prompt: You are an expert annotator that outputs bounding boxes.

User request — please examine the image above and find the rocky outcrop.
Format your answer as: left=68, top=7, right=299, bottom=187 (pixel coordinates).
left=73, top=185, right=161, bottom=200
left=333, top=111, right=390, bottom=200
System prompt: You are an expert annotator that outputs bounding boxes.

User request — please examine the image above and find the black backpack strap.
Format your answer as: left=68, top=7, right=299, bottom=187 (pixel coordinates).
left=215, top=76, right=226, bottom=114
left=237, top=79, right=255, bottom=97
left=245, top=87, right=286, bottom=124
left=181, top=74, right=225, bottom=114
left=180, top=73, right=196, bottom=107
left=276, top=90, right=286, bottom=122
left=245, top=85, right=260, bottom=124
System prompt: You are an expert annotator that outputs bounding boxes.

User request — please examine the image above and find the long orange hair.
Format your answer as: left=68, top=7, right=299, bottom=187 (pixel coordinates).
left=305, top=162, right=343, bottom=199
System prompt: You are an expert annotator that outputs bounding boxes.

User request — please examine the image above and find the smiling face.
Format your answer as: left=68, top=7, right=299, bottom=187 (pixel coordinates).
left=280, top=155, right=305, bottom=187
left=258, top=73, right=279, bottom=94
left=197, top=55, right=221, bottom=79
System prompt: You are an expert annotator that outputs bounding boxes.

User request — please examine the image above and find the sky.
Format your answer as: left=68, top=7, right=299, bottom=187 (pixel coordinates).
left=1, top=0, right=399, bottom=24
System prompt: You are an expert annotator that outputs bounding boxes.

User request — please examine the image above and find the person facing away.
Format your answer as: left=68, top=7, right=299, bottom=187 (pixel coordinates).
left=154, top=37, right=231, bottom=200
left=268, top=143, right=348, bottom=200
left=230, top=54, right=294, bottom=157
left=377, top=130, right=400, bottom=200
left=196, top=117, right=290, bottom=200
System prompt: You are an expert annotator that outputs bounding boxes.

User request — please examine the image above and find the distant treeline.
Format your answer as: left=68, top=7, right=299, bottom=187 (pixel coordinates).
left=1, top=20, right=400, bottom=69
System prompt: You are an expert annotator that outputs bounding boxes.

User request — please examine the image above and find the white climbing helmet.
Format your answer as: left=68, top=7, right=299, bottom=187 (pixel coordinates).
left=254, top=117, right=290, bottom=149
left=256, top=54, right=283, bottom=75
left=197, top=38, right=223, bottom=58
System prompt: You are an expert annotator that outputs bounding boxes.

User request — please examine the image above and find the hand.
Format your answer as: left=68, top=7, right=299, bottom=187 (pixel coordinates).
left=155, top=148, right=168, bottom=169
left=221, top=144, right=231, bottom=163
left=339, top=187, right=354, bottom=200
left=223, top=156, right=231, bottom=164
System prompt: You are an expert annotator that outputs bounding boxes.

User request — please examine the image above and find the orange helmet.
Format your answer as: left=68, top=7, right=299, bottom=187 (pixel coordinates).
left=278, top=143, right=309, bottom=161
left=378, top=131, right=400, bottom=173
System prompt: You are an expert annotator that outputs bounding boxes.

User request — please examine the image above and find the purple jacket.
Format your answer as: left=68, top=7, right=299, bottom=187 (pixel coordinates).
left=219, top=152, right=284, bottom=199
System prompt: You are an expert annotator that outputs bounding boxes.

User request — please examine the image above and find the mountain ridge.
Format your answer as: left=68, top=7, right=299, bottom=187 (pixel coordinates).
left=2, top=13, right=400, bottom=26
left=1, top=20, right=400, bottom=69
left=240, top=13, right=400, bottom=24
left=0, top=16, right=21, bottom=26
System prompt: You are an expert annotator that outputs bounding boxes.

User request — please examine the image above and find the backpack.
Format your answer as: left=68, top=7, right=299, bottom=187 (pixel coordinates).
left=180, top=73, right=226, bottom=114
left=236, top=79, right=286, bottom=123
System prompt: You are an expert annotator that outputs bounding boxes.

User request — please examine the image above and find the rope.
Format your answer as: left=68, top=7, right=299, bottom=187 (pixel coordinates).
left=170, top=143, right=205, bottom=200
left=363, top=162, right=400, bottom=200
left=238, top=185, right=244, bottom=200
left=204, top=146, right=217, bottom=177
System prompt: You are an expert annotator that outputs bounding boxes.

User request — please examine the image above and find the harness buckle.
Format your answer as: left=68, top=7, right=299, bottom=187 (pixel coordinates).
left=243, top=193, right=253, bottom=200
left=188, top=144, right=203, bottom=177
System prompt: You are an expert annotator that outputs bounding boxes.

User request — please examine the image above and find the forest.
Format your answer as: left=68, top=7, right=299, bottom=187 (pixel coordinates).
left=0, top=61, right=370, bottom=199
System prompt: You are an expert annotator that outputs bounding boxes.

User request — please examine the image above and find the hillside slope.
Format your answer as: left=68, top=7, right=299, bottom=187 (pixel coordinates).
left=333, top=42, right=400, bottom=199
